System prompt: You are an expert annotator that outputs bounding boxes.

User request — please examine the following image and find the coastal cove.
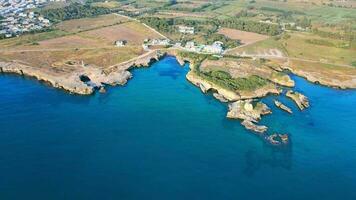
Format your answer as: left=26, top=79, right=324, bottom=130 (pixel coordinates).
left=1, top=56, right=356, bottom=199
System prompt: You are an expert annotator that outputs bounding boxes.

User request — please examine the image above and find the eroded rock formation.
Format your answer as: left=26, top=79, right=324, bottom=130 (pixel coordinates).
left=286, top=90, right=309, bottom=110
left=227, top=100, right=271, bottom=133
left=274, top=100, right=293, bottom=114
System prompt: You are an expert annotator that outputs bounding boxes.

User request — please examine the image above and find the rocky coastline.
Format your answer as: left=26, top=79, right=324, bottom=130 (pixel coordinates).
left=0, top=51, right=331, bottom=146
left=281, top=65, right=356, bottom=89
left=0, top=50, right=163, bottom=95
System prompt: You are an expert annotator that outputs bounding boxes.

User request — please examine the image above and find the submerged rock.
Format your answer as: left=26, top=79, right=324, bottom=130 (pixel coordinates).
left=99, top=87, right=106, bottom=93
left=266, top=133, right=290, bottom=145
left=286, top=90, right=309, bottom=110
left=274, top=100, right=292, bottom=114
left=241, top=120, right=268, bottom=133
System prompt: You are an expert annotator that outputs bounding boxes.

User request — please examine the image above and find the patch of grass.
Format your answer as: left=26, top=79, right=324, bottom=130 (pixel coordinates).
left=91, top=1, right=121, bottom=9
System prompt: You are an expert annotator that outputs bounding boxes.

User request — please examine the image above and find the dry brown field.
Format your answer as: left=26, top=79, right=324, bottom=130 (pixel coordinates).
left=38, top=35, right=104, bottom=49
left=82, top=21, right=164, bottom=45
left=218, top=28, right=269, bottom=45
left=55, top=14, right=129, bottom=33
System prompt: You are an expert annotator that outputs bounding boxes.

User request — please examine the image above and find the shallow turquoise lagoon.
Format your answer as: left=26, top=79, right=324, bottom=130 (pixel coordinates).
left=0, top=56, right=356, bottom=199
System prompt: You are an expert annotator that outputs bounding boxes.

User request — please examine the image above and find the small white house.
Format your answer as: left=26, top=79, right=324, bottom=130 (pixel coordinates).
left=115, top=40, right=126, bottom=47
left=178, top=26, right=195, bottom=34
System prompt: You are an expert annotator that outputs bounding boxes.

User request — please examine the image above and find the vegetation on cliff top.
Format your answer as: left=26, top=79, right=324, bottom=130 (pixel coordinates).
left=198, top=70, right=268, bottom=91
left=178, top=51, right=268, bottom=91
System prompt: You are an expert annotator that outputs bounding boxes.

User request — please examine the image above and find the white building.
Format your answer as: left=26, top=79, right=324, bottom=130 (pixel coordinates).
left=203, top=41, right=224, bottom=54
left=178, top=26, right=195, bottom=34
left=146, top=38, right=170, bottom=46
left=115, top=40, right=126, bottom=47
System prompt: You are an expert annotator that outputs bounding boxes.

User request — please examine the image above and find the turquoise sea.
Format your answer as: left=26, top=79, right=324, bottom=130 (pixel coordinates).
left=0, top=56, right=356, bottom=199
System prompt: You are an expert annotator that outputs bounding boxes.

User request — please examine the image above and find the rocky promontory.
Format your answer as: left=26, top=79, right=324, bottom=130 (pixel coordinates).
left=186, top=70, right=281, bottom=102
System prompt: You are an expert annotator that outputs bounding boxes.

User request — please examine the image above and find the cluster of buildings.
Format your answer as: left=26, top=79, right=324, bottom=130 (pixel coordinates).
left=0, top=0, right=61, bottom=38
left=259, top=19, right=308, bottom=32
left=280, top=22, right=309, bottom=31
left=142, top=38, right=171, bottom=50
left=141, top=38, right=224, bottom=54
left=177, top=41, right=224, bottom=54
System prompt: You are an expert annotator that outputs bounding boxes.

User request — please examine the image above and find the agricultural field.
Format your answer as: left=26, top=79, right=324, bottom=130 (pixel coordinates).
left=0, top=14, right=163, bottom=69
left=228, top=31, right=355, bottom=66
left=218, top=28, right=269, bottom=46
left=55, top=14, right=129, bottom=33
left=81, top=21, right=165, bottom=45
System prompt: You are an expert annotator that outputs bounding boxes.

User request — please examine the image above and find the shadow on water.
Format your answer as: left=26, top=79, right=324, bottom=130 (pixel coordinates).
left=243, top=143, right=293, bottom=177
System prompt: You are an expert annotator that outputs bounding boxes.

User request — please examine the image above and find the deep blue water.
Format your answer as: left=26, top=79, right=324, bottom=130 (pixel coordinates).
left=0, top=56, right=356, bottom=200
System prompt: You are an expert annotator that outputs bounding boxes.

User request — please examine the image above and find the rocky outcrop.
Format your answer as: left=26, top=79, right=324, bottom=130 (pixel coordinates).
left=274, top=100, right=292, bottom=114
left=0, top=62, right=93, bottom=95
left=269, top=74, right=295, bottom=87
left=99, top=87, right=106, bottom=93
left=286, top=90, right=309, bottom=110
left=227, top=100, right=271, bottom=133
left=213, top=92, right=228, bottom=103
left=227, top=100, right=271, bottom=122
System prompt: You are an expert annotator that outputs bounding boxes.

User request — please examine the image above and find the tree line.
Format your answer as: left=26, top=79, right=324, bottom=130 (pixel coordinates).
left=218, top=19, right=282, bottom=36
left=39, top=3, right=114, bottom=23
left=141, top=17, right=282, bottom=36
